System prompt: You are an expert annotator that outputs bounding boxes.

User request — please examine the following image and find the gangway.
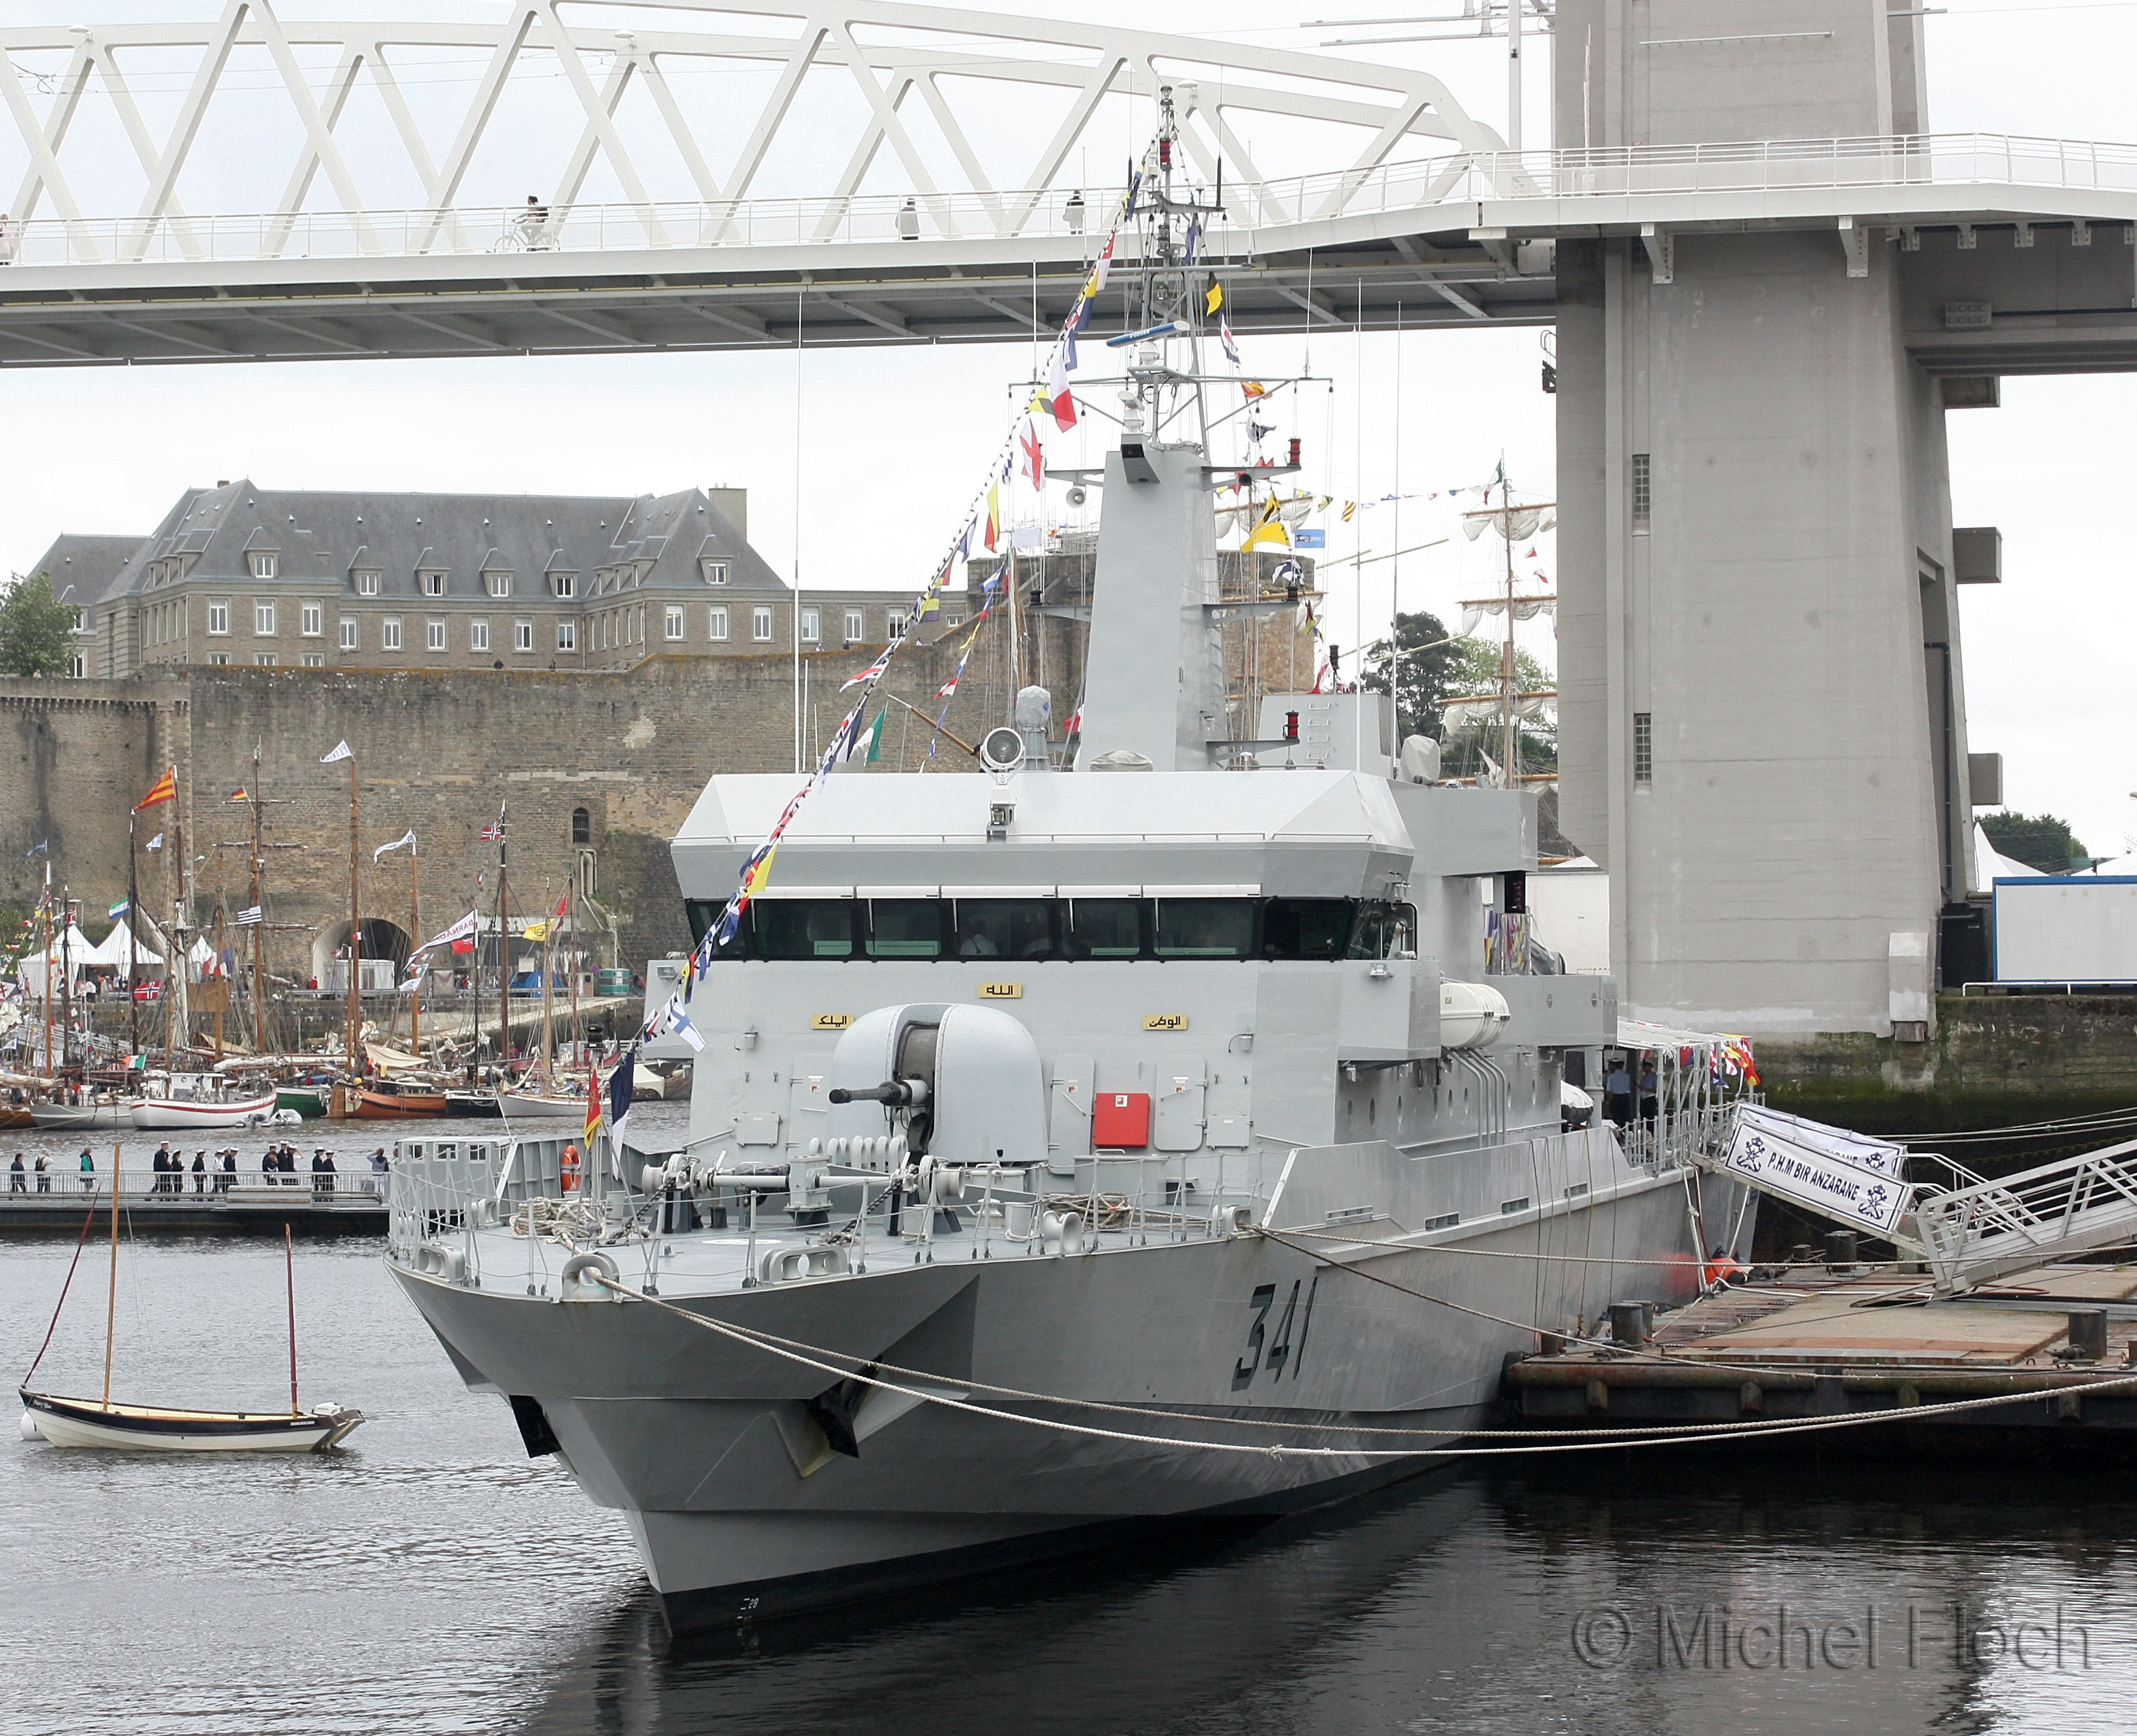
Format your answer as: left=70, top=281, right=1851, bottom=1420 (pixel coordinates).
left=1702, top=1105, right=2137, bottom=1299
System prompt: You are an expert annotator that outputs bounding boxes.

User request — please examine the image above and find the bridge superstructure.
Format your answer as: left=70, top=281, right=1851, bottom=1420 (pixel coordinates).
left=3, top=0, right=2134, bottom=1046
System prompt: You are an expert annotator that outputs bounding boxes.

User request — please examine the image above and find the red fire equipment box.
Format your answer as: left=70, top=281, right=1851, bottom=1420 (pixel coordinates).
left=1093, top=1091, right=1151, bottom=1149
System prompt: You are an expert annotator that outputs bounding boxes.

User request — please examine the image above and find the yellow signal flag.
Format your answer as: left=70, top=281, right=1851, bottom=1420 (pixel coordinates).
left=1205, top=281, right=1223, bottom=316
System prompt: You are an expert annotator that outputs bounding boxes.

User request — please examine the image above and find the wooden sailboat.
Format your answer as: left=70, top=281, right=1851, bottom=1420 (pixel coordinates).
left=19, top=1191, right=362, bottom=1453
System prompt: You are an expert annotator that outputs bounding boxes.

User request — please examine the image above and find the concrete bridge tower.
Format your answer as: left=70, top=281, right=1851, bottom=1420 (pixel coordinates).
left=1553, top=0, right=1965, bottom=1042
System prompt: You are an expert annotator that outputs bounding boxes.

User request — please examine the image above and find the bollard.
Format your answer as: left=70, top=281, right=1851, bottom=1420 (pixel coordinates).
left=1539, top=1331, right=1567, bottom=1356
left=1823, top=1230, right=1858, bottom=1269
left=2067, top=1309, right=2109, bottom=1362
left=1607, top=1300, right=1652, bottom=1349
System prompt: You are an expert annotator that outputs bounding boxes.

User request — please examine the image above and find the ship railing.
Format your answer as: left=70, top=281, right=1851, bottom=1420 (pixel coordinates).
left=4, top=1167, right=383, bottom=1205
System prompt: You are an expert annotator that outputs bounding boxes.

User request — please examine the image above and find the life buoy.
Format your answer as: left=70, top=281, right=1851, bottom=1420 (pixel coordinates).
left=559, top=1143, right=581, bottom=1194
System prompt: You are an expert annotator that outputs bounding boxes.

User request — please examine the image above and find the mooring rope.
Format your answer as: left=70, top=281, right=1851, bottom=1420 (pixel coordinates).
left=589, top=1273, right=2137, bottom=1459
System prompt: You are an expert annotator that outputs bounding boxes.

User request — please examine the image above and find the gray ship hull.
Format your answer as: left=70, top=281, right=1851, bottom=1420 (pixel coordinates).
left=392, top=1149, right=1724, bottom=1634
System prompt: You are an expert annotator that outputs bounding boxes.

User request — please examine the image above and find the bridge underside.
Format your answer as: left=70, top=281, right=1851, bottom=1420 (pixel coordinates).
left=0, top=230, right=1551, bottom=368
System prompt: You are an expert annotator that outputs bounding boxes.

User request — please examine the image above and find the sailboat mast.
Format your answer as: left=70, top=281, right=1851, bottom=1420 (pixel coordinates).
left=408, top=839, right=421, bottom=1059
left=127, top=812, right=140, bottom=1059
left=567, top=875, right=580, bottom=1067
left=540, top=887, right=555, bottom=1095
left=249, top=745, right=265, bottom=1057
left=494, top=808, right=510, bottom=1078
left=1500, top=477, right=1518, bottom=786
left=167, top=790, right=186, bottom=1073
left=346, top=756, right=361, bottom=1079
left=40, top=864, right=52, bottom=1080
left=284, top=1224, right=298, bottom=1416
left=101, top=1145, right=119, bottom=1411
left=59, top=885, right=72, bottom=1076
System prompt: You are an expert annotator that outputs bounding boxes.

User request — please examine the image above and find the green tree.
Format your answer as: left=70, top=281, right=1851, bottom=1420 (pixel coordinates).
left=0, top=571, right=77, bottom=677
left=1982, top=810, right=2091, bottom=873
left=1360, top=609, right=1463, bottom=738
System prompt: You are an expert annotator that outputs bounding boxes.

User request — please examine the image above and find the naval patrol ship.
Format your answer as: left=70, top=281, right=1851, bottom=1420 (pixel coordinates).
left=388, top=104, right=1753, bottom=1636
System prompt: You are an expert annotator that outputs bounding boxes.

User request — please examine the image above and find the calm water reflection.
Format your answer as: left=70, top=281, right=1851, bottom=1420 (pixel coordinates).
left=5, top=1202, right=2132, bottom=1736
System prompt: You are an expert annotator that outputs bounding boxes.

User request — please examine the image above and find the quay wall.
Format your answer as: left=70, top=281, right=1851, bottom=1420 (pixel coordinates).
left=0, top=639, right=1029, bottom=985
left=1759, top=993, right=2137, bottom=1146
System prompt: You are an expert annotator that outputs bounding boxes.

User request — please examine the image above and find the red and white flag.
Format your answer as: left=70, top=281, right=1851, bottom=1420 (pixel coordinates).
left=1045, top=349, right=1076, bottom=431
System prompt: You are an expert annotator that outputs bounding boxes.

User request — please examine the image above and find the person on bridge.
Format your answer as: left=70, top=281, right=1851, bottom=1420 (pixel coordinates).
left=191, top=1150, right=207, bottom=1194
left=218, top=1149, right=236, bottom=1193
left=77, top=1148, right=94, bottom=1191
left=897, top=198, right=919, bottom=240
left=518, top=194, right=549, bottom=249
left=0, top=212, right=15, bottom=265
left=8, top=1152, right=22, bottom=1193
left=151, top=1144, right=170, bottom=1196
left=34, top=1154, right=49, bottom=1193
left=369, top=1147, right=388, bottom=1195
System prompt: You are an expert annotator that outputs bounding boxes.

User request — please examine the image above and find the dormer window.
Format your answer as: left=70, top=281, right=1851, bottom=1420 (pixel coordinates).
left=702, top=560, right=729, bottom=586
left=249, top=552, right=277, bottom=580
left=355, top=571, right=380, bottom=597
left=550, top=572, right=576, bottom=599
left=420, top=571, right=447, bottom=597
left=486, top=572, right=512, bottom=599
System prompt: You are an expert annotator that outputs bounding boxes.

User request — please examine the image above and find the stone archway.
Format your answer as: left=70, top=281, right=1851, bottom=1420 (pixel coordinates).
left=311, top=917, right=413, bottom=985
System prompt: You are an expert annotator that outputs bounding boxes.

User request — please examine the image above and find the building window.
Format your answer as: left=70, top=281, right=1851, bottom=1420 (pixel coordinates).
left=254, top=652, right=277, bottom=667
left=338, top=618, right=358, bottom=652
left=570, top=806, right=591, bottom=846
left=1633, top=711, right=1654, bottom=783
left=946, top=613, right=965, bottom=628
left=887, top=614, right=906, bottom=641
left=210, top=652, right=230, bottom=667
left=355, top=571, right=380, bottom=597
left=1631, top=453, right=1651, bottom=532
left=252, top=599, right=275, bottom=636
left=382, top=616, right=403, bottom=652
left=843, top=608, right=864, bottom=644
left=800, top=606, right=820, bottom=642
left=469, top=619, right=490, bottom=653
left=68, top=653, right=87, bottom=679
left=420, top=572, right=447, bottom=597
left=515, top=619, right=534, bottom=652
left=302, top=653, right=325, bottom=668
left=486, top=572, right=511, bottom=599
left=702, top=560, right=729, bottom=585
left=551, top=572, right=576, bottom=599
left=426, top=619, right=447, bottom=651
left=300, top=602, right=323, bottom=637
left=664, top=606, right=684, bottom=641
left=752, top=606, right=773, bottom=642
left=557, top=620, right=577, bottom=652
left=207, top=599, right=230, bottom=636
left=709, top=606, right=729, bottom=642
left=71, top=608, right=87, bottom=633
left=249, top=552, right=277, bottom=580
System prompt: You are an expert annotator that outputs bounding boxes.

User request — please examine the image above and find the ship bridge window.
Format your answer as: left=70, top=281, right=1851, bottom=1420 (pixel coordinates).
left=1348, top=903, right=1418, bottom=961
left=1260, top=899, right=1353, bottom=961
left=755, top=900, right=856, bottom=959
left=1066, top=898, right=1143, bottom=958
left=866, top=901, right=942, bottom=958
left=1153, top=899, right=1255, bottom=960
left=951, top=899, right=1054, bottom=960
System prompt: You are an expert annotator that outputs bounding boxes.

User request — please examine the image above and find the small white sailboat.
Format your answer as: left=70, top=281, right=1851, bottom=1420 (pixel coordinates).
left=19, top=1192, right=362, bottom=1453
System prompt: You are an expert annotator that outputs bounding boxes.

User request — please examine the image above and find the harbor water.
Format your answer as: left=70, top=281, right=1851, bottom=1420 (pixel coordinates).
left=5, top=1115, right=2132, bottom=1736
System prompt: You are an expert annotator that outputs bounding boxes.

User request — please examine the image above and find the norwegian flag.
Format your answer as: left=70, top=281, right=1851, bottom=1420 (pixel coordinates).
left=841, top=646, right=895, bottom=691
left=479, top=821, right=505, bottom=842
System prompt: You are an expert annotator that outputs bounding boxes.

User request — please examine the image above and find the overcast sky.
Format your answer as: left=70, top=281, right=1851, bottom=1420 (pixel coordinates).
left=0, top=0, right=2130, bottom=855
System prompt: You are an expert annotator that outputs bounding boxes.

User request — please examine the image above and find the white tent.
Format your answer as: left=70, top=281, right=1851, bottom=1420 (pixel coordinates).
left=1973, top=822, right=2045, bottom=890
left=15, top=924, right=98, bottom=997
left=82, top=918, right=163, bottom=972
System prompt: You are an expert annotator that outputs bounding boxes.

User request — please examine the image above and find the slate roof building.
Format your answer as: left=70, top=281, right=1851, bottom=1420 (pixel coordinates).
left=30, top=483, right=929, bottom=679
